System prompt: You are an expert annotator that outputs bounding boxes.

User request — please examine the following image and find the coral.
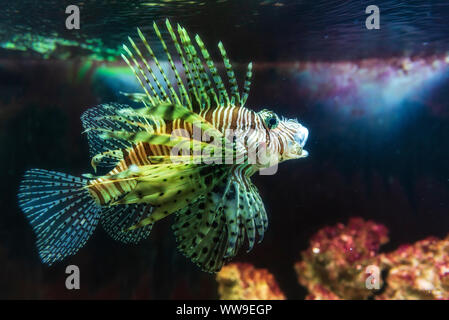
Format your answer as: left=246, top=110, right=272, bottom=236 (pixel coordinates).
left=295, top=218, right=449, bottom=300
left=304, top=284, right=341, bottom=300
left=216, top=263, right=285, bottom=300
left=294, top=218, right=389, bottom=299
left=376, top=236, right=449, bottom=300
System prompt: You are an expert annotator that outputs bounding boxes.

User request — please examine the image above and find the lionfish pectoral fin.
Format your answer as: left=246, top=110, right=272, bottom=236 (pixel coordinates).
left=18, top=169, right=100, bottom=265
left=172, top=171, right=267, bottom=273
left=172, top=181, right=229, bottom=273
left=124, top=163, right=227, bottom=231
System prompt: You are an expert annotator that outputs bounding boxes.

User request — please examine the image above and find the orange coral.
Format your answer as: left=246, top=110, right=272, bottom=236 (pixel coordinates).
left=304, top=284, right=341, bottom=300
left=216, top=263, right=285, bottom=300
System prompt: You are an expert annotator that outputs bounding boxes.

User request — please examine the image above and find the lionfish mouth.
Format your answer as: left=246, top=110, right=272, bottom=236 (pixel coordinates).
left=289, top=146, right=309, bottom=159
left=289, top=125, right=309, bottom=159
left=299, top=149, right=309, bottom=158
left=284, top=143, right=309, bottom=160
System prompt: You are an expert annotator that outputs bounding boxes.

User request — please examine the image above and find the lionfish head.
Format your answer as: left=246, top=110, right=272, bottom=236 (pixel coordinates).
left=257, top=109, right=309, bottom=162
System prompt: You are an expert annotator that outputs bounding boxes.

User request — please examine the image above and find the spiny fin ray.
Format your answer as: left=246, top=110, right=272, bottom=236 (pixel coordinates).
left=122, top=19, right=253, bottom=110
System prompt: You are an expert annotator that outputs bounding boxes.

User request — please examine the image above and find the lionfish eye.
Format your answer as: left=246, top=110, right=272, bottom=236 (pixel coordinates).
left=265, top=114, right=279, bottom=129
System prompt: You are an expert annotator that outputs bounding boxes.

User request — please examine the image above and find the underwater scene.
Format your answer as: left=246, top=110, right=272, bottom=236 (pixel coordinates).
left=1, top=0, right=449, bottom=301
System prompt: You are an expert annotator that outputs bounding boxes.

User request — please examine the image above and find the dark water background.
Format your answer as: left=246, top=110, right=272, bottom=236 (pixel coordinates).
left=0, top=0, right=448, bottom=299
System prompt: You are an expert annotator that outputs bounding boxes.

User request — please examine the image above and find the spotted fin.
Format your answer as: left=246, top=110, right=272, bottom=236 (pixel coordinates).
left=173, top=195, right=227, bottom=273
left=18, top=169, right=100, bottom=265
left=121, top=163, right=228, bottom=229
left=172, top=171, right=267, bottom=273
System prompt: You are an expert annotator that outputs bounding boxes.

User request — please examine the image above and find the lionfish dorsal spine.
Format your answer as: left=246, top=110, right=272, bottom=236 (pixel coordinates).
left=218, top=41, right=240, bottom=105
left=135, top=28, right=171, bottom=102
left=194, top=33, right=227, bottom=107
left=241, top=62, right=253, bottom=107
left=122, top=40, right=163, bottom=105
left=120, top=50, right=156, bottom=106
left=121, top=19, right=254, bottom=112
left=156, top=20, right=191, bottom=108
left=165, top=21, right=197, bottom=109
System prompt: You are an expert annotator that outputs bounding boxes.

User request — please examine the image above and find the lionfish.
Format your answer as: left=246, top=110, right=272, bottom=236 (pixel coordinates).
left=18, top=20, right=309, bottom=272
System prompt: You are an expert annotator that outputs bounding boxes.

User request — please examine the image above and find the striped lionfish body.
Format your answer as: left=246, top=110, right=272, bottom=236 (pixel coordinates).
left=18, top=20, right=309, bottom=272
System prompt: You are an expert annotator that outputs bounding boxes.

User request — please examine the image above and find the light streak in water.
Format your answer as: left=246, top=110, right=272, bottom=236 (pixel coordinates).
left=288, top=55, right=449, bottom=119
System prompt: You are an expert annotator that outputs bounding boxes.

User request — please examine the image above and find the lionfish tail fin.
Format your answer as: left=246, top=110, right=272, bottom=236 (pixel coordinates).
left=18, top=169, right=100, bottom=265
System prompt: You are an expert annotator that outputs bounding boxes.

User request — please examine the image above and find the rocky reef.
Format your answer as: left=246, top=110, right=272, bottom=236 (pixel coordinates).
left=294, top=218, right=388, bottom=299
left=377, top=236, right=449, bottom=300
left=216, top=263, right=285, bottom=300
left=294, top=218, right=449, bottom=300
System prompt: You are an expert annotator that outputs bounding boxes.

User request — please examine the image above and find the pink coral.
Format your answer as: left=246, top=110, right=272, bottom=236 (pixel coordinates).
left=377, top=236, right=449, bottom=300
left=295, top=218, right=388, bottom=299
left=296, top=218, right=449, bottom=300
